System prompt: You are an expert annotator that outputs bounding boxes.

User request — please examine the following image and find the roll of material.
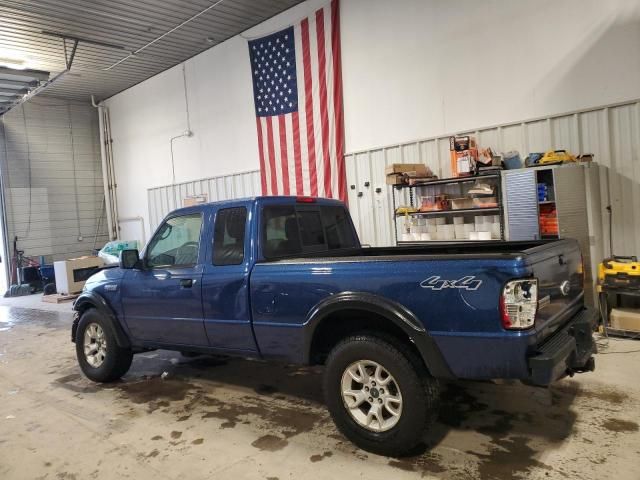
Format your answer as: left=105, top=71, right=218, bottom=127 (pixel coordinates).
left=477, top=231, right=492, bottom=241
left=435, top=217, right=446, bottom=225
left=469, top=231, right=479, bottom=240
left=420, top=233, right=431, bottom=241
left=453, top=216, right=464, bottom=225
left=401, top=233, right=412, bottom=242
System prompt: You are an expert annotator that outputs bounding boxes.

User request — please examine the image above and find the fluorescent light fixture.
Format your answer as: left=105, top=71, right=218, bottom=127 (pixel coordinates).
left=0, top=59, right=26, bottom=70
left=0, top=49, right=28, bottom=70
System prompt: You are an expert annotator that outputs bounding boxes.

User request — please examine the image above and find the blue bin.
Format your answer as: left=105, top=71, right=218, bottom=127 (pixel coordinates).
left=39, top=265, right=55, bottom=284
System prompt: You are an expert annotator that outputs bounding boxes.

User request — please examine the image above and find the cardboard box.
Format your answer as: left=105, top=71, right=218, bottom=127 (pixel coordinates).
left=385, top=163, right=429, bottom=177
left=54, top=256, right=104, bottom=295
left=183, top=194, right=208, bottom=207
left=386, top=173, right=405, bottom=185
left=450, top=149, right=478, bottom=177
left=610, top=308, right=640, bottom=332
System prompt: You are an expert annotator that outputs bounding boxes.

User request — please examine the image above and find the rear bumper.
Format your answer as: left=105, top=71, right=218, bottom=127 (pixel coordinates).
left=527, top=307, right=597, bottom=386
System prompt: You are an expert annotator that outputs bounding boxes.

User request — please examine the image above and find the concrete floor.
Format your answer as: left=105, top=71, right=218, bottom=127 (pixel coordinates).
left=1, top=295, right=639, bottom=480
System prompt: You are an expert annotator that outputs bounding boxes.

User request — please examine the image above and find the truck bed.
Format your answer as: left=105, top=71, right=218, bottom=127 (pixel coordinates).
left=258, top=239, right=560, bottom=263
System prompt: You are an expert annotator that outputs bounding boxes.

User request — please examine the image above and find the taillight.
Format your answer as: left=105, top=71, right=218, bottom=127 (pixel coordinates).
left=500, top=279, right=538, bottom=330
left=296, top=196, right=316, bottom=203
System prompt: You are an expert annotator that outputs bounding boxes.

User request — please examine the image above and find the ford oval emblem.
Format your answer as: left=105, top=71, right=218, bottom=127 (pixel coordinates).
left=560, top=280, right=571, bottom=296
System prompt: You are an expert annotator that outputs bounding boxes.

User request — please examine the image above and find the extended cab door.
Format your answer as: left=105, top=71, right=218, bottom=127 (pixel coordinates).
left=201, top=205, right=257, bottom=352
left=121, top=212, right=207, bottom=346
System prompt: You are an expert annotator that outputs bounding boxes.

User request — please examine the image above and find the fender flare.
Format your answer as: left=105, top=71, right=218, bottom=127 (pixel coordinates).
left=72, top=291, right=131, bottom=348
left=303, top=292, right=453, bottom=378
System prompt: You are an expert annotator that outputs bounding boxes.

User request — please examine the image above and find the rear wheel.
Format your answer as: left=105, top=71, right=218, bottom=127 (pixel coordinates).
left=323, top=334, right=440, bottom=456
left=75, top=309, right=133, bottom=382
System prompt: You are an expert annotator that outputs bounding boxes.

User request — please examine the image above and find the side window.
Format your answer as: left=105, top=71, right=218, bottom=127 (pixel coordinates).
left=321, top=207, right=358, bottom=249
left=213, top=207, right=247, bottom=266
left=146, top=213, right=202, bottom=268
left=262, top=206, right=302, bottom=258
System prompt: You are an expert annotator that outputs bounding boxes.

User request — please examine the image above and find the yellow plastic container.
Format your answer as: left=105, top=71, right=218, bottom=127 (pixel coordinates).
left=539, top=150, right=576, bottom=165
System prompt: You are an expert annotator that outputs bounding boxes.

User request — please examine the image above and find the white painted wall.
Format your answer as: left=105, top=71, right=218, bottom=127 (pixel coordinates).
left=105, top=0, right=640, bottom=243
left=341, top=0, right=640, bottom=151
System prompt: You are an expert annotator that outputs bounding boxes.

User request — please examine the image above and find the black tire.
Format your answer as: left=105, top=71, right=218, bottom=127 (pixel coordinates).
left=75, top=309, right=133, bottom=383
left=323, top=334, right=440, bottom=456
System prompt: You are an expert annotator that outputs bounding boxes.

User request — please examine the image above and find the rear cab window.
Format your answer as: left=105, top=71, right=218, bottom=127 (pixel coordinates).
left=262, top=204, right=358, bottom=259
left=213, top=207, right=247, bottom=266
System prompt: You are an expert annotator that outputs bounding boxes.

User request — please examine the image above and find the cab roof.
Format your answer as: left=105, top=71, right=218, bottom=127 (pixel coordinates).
left=167, top=195, right=346, bottom=217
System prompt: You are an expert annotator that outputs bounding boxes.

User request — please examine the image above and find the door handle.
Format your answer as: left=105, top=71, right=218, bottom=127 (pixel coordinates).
left=180, top=279, right=194, bottom=288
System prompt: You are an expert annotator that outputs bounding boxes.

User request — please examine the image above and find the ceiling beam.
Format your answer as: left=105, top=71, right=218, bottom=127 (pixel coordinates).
left=41, top=30, right=127, bottom=51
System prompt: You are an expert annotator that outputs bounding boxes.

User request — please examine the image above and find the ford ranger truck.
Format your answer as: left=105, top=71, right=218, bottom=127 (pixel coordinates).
left=72, top=196, right=596, bottom=456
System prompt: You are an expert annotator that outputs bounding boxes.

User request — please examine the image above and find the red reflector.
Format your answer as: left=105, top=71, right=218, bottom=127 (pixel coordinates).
left=499, top=295, right=511, bottom=329
left=296, top=196, right=316, bottom=203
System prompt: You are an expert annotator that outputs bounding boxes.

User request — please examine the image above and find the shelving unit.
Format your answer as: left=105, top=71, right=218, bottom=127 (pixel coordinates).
left=398, top=207, right=501, bottom=217
left=391, top=173, right=504, bottom=245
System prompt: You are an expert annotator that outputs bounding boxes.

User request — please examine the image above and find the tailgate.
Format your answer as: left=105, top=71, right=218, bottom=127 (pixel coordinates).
left=525, top=239, right=584, bottom=342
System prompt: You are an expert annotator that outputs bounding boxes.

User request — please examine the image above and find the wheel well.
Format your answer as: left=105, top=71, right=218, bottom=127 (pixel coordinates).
left=309, top=309, right=427, bottom=369
left=72, top=300, right=131, bottom=349
left=75, top=301, right=94, bottom=315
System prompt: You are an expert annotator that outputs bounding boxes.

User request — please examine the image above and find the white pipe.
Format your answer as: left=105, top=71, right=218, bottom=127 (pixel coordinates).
left=104, top=107, right=120, bottom=238
left=91, top=95, right=115, bottom=241
left=104, top=0, right=225, bottom=71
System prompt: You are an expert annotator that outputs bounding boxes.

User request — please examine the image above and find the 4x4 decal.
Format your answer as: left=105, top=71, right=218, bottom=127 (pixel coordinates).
left=420, top=275, right=482, bottom=291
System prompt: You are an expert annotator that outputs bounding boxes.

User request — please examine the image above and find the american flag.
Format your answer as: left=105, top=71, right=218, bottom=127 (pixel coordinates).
left=248, top=0, right=346, bottom=201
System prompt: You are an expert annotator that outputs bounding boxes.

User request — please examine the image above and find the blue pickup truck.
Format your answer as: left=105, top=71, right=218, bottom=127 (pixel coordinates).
left=72, top=196, right=596, bottom=455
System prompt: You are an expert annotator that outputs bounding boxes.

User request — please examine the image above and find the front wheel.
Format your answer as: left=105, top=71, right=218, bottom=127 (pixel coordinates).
left=323, top=334, right=440, bottom=456
left=75, top=309, right=133, bottom=382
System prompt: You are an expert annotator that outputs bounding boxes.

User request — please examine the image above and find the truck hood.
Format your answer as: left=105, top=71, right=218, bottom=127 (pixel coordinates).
left=83, top=265, right=125, bottom=292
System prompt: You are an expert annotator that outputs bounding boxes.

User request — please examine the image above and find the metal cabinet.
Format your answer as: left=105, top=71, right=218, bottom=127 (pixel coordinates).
left=502, top=163, right=594, bottom=305
left=502, top=169, right=539, bottom=241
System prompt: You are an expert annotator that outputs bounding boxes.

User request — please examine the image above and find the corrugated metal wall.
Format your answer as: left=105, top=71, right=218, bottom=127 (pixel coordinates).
left=147, top=170, right=261, bottom=231
left=145, top=99, right=639, bottom=265
left=0, top=97, right=107, bottom=264
left=345, top=100, right=640, bottom=262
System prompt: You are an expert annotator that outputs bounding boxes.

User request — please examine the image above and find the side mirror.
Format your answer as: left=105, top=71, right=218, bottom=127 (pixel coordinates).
left=119, top=249, right=141, bottom=269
